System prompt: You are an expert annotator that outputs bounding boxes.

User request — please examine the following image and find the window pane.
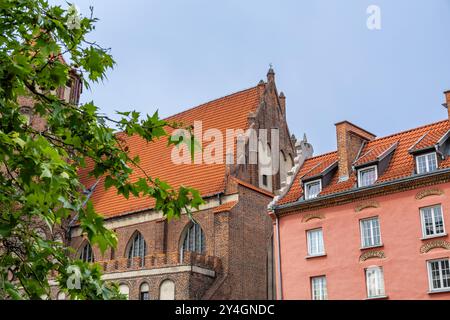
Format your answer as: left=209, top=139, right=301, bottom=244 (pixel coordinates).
left=427, top=153, right=438, bottom=171
left=421, top=205, right=445, bottom=237
left=361, top=218, right=381, bottom=247
left=417, top=155, right=427, bottom=174
left=359, top=167, right=377, bottom=187
left=417, top=153, right=438, bottom=174
left=366, top=267, right=385, bottom=298
left=305, top=181, right=321, bottom=199
left=182, top=223, right=206, bottom=254
left=359, top=167, right=376, bottom=187
left=311, top=276, right=327, bottom=300
left=307, top=229, right=324, bottom=256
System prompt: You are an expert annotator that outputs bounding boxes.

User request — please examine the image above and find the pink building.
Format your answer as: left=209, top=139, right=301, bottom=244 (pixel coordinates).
left=269, top=91, right=450, bottom=300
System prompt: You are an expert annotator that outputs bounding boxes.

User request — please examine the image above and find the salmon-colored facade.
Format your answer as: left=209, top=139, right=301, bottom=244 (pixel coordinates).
left=270, top=91, right=450, bottom=300
left=278, top=182, right=450, bottom=300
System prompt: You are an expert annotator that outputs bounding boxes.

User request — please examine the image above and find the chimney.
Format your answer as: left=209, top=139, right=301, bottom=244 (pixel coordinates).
left=335, top=121, right=376, bottom=182
left=444, top=90, right=450, bottom=121
left=279, top=92, right=286, bottom=114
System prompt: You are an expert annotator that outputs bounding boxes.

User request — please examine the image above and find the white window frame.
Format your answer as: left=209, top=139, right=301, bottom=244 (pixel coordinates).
left=360, top=217, right=382, bottom=249
left=304, top=179, right=322, bottom=200
left=365, top=266, right=386, bottom=299
left=311, top=276, right=328, bottom=300
left=427, top=258, right=450, bottom=293
left=416, top=152, right=438, bottom=174
left=357, top=165, right=378, bottom=188
left=307, top=228, right=325, bottom=257
left=420, top=204, right=446, bottom=239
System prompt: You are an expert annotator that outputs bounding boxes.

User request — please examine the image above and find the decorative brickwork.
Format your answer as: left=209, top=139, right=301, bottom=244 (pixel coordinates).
left=420, top=239, right=450, bottom=254
left=355, top=201, right=380, bottom=212
left=359, top=250, right=385, bottom=262
left=302, top=213, right=325, bottom=222
left=415, top=188, right=444, bottom=200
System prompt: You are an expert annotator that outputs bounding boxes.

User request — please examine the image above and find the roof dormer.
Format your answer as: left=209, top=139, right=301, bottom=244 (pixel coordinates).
left=353, top=141, right=398, bottom=188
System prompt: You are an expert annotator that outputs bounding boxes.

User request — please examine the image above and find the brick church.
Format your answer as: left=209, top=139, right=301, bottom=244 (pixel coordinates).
left=50, top=69, right=313, bottom=300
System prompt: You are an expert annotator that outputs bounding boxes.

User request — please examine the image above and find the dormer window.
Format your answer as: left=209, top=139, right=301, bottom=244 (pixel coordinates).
left=416, top=152, right=438, bottom=174
left=304, top=179, right=322, bottom=200
left=357, top=165, right=378, bottom=187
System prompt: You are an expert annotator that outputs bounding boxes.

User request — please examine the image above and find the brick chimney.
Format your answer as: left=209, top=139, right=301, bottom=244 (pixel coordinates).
left=279, top=92, right=286, bottom=115
left=335, top=121, right=376, bottom=182
left=444, top=90, right=450, bottom=121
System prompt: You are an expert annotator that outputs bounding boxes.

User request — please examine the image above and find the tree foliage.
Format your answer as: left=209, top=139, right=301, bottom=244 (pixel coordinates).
left=0, top=0, right=203, bottom=299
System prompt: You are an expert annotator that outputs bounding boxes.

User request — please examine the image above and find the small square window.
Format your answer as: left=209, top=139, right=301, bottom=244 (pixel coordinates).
left=262, top=174, right=268, bottom=186
left=311, top=276, right=328, bottom=300
left=427, top=259, right=450, bottom=292
left=357, top=166, right=378, bottom=187
left=307, top=228, right=325, bottom=256
left=416, top=152, right=438, bottom=174
left=420, top=205, right=446, bottom=238
left=304, top=179, right=322, bottom=200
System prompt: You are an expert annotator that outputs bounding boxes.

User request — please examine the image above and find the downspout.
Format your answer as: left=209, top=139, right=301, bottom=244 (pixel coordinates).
left=275, top=215, right=283, bottom=300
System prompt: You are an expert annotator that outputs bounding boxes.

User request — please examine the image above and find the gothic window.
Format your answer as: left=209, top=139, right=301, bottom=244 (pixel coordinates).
left=181, top=223, right=205, bottom=255
left=79, top=242, right=94, bottom=263
left=127, top=232, right=147, bottom=263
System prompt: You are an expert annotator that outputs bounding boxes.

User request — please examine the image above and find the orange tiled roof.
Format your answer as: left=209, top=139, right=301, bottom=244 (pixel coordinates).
left=278, top=119, right=450, bottom=205
left=353, top=141, right=398, bottom=167
left=81, top=85, right=263, bottom=218
left=231, top=177, right=274, bottom=197
left=213, top=201, right=238, bottom=214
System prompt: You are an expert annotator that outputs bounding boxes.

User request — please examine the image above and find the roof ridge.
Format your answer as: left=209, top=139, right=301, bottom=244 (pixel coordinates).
left=370, top=119, right=448, bottom=143
left=305, top=150, right=338, bottom=161
left=307, top=119, right=449, bottom=161
left=164, top=85, right=262, bottom=121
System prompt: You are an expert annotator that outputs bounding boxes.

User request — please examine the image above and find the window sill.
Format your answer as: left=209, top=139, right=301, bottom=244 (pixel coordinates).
left=421, top=233, right=448, bottom=241
left=428, top=288, right=450, bottom=294
left=360, top=244, right=384, bottom=251
left=305, top=253, right=327, bottom=259
left=365, top=295, right=388, bottom=300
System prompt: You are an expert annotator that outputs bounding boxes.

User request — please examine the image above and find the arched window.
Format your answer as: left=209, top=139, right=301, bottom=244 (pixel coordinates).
left=140, top=282, right=150, bottom=300
left=181, top=223, right=205, bottom=255
left=127, top=232, right=147, bottom=259
left=159, top=279, right=175, bottom=300
left=119, top=284, right=130, bottom=300
left=79, top=243, right=94, bottom=263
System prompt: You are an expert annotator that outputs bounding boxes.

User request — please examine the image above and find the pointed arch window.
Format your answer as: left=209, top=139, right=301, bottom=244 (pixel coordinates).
left=182, top=223, right=205, bottom=255
left=127, top=232, right=147, bottom=267
left=80, top=243, right=94, bottom=263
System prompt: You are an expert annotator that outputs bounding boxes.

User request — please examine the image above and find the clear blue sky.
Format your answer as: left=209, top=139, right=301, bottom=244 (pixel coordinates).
left=54, top=0, right=450, bottom=155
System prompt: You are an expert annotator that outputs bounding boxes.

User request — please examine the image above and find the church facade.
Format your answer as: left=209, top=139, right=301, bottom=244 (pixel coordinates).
left=57, top=69, right=313, bottom=300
